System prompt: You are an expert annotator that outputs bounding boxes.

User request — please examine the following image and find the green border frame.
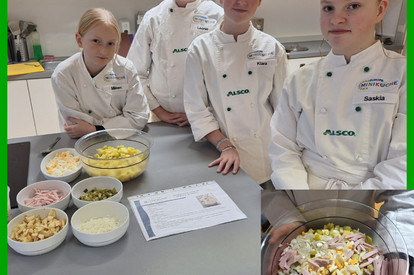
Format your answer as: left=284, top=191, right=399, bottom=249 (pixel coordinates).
left=2, top=0, right=8, bottom=272
left=407, top=0, right=412, bottom=190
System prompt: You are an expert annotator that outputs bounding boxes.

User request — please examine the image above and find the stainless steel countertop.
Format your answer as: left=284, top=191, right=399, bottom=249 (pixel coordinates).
left=7, top=123, right=261, bottom=275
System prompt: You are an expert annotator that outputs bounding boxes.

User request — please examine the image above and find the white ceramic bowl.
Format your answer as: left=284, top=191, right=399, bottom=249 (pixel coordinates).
left=16, top=180, right=71, bottom=212
left=74, top=129, right=153, bottom=182
left=8, top=208, right=69, bottom=256
left=40, top=148, right=82, bottom=183
left=71, top=201, right=129, bottom=247
left=71, top=176, right=123, bottom=208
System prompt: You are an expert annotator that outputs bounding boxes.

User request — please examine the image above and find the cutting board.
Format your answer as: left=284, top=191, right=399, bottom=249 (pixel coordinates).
left=8, top=142, right=31, bottom=208
left=7, top=62, right=45, bottom=76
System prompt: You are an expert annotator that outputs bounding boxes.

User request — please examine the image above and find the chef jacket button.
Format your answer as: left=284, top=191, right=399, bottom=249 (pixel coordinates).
left=326, top=72, right=332, bottom=77
left=172, top=94, right=176, bottom=98
left=88, top=110, right=92, bottom=114
left=322, top=155, right=328, bottom=160
left=227, top=107, right=231, bottom=111
left=320, top=107, right=327, bottom=113
left=83, top=84, right=87, bottom=88
left=248, top=71, right=252, bottom=75
left=233, top=138, right=238, bottom=142
left=364, top=66, right=370, bottom=72
left=356, top=156, right=363, bottom=162
left=169, top=8, right=173, bottom=12
left=355, top=106, right=362, bottom=112
left=223, top=74, right=227, bottom=78
left=250, top=103, right=254, bottom=107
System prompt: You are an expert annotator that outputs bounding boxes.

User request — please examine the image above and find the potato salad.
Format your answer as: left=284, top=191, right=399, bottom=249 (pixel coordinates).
left=83, top=145, right=148, bottom=182
left=278, top=223, right=386, bottom=275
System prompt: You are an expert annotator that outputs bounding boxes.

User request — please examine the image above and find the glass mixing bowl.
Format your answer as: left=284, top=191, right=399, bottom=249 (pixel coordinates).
left=75, top=129, right=153, bottom=182
left=261, top=199, right=409, bottom=275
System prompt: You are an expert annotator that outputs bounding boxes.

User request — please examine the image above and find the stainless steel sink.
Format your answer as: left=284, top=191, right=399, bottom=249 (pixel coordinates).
left=40, top=60, right=62, bottom=71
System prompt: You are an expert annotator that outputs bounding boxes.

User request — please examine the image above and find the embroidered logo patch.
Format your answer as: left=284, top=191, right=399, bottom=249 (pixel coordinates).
left=323, top=130, right=356, bottom=136
left=104, top=73, right=126, bottom=82
left=192, top=15, right=217, bottom=25
left=247, top=50, right=275, bottom=59
left=358, top=79, right=398, bottom=90
left=227, top=89, right=250, bottom=97
left=172, top=48, right=187, bottom=53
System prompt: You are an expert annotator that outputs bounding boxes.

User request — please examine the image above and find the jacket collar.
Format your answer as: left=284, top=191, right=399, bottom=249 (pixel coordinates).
left=215, top=21, right=255, bottom=44
left=326, top=40, right=383, bottom=67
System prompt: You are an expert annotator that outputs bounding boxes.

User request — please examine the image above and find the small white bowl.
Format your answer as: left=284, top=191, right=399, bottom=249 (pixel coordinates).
left=71, top=201, right=129, bottom=247
left=40, top=148, right=82, bottom=183
left=71, top=176, right=123, bottom=208
left=16, top=180, right=71, bottom=212
left=8, top=208, right=69, bottom=256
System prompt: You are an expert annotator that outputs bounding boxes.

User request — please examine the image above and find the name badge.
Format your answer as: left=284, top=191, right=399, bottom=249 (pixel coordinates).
left=352, top=92, right=399, bottom=104
left=191, top=15, right=217, bottom=33
left=247, top=59, right=276, bottom=68
left=103, top=84, right=128, bottom=92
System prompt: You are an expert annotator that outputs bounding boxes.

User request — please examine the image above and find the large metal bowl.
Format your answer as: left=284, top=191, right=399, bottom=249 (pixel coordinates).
left=74, top=129, right=153, bottom=182
left=261, top=199, right=409, bottom=275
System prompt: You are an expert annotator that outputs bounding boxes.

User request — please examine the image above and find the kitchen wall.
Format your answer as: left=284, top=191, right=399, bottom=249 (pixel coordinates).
left=8, top=0, right=405, bottom=58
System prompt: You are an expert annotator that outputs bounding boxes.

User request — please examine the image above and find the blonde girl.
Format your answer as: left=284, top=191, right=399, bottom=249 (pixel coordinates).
left=52, top=8, right=149, bottom=138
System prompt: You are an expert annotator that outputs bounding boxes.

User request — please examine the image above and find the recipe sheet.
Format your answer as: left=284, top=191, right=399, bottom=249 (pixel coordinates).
left=128, top=181, right=247, bottom=241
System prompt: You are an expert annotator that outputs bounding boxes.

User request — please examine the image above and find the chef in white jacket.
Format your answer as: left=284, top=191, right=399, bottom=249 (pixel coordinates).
left=127, top=0, right=223, bottom=126
left=262, top=190, right=414, bottom=274
left=184, top=0, right=288, bottom=184
left=269, top=0, right=406, bottom=189
left=52, top=53, right=149, bottom=132
left=52, top=8, right=149, bottom=138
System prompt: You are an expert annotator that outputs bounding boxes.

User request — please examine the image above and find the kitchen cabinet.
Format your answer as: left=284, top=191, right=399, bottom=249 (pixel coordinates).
left=27, top=78, right=61, bottom=136
left=7, top=78, right=61, bottom=139
left=7, top=80, right=37, bottom=139
left=287, top=56, right=322, bottom=75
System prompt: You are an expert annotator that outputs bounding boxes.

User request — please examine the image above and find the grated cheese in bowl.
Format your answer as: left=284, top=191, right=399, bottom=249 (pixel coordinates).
left=77, top=215, right=120, bottom=234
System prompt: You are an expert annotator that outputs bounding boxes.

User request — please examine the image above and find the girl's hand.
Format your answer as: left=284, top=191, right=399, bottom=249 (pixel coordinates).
left=152, top=107, right=189, bottom=126
left=208, top=147, right=240, bottom=175
left=265, top=222, right=305, bottom=275
left=64, top=117, right=96, bottom=138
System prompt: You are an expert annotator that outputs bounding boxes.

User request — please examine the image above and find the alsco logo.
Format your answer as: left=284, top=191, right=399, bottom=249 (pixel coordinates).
left=192, top=15, right=217, bottom=25
left=227, top=89, right=250, bottom=97
left=172, top=48, right=187, bottom=53
left=247, top=50, right=274, bottom=59
left=104, top=73, right=126, bottom=82
left=323, top=129, right=356, bottom=136
left=358, top=79, right=398, bottom=90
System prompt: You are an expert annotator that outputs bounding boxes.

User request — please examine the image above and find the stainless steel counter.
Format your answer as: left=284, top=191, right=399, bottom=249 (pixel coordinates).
left=7, top=122, right=261, bottom=275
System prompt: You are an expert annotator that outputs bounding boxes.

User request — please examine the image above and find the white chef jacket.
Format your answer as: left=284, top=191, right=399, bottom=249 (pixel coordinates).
left=269, top=41, right=406, bottom=189
left=261, top=190, right=414, bottom=259
left=184, top=24, right=288, bottom=184
left=51, top=52, right=150, bottom=130
left=127, top=0, right=223, bottom=113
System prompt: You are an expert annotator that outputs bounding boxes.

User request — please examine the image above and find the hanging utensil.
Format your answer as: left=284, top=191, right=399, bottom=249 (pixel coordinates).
left=20, top=21, right=37, bottom=38
left=8, top=20, right=21, bottom=36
